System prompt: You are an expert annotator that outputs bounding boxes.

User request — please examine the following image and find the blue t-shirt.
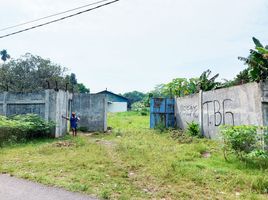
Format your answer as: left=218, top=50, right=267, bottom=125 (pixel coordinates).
left=70, top=116, right=79, bottom=128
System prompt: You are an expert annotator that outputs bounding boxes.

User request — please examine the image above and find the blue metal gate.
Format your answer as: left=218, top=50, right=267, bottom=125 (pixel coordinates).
left=150, top=98, right=175, bottom=128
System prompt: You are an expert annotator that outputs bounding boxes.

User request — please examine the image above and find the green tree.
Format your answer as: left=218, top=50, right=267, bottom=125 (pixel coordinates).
left=123, top=91, right=146, bottom=105
left=77, top=83, right=90, bottom=93
left=149, top=84, right=167, bottom=98
left=69, top=73, right=78, bottom=86
left=0, top=53, right=67, bottom=92
left=162, top=78, right=199, bottom=97
left=197, top=69, right=220, bottom=91
left=0, top=49, right=10, bottom=62
left=238, top=37, right=268, bottom=82
left=233, top=68, right=251, bottom=85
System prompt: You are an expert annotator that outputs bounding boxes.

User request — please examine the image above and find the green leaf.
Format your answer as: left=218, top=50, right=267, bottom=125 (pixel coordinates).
left=253, top=37, right=264, bottom=48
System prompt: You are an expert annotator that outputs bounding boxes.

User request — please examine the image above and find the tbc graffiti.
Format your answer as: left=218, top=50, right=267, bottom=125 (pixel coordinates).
left=203, top=99, right=234, bottom=127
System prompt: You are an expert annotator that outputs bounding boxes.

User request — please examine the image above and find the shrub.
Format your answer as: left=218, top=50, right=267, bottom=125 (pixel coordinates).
left=131, top=101, right=149, bottom=115
left=186, top=121, right=201, bottom=137
left=11, top=114, right=55, bottom=138
left=247, top=149, right=268, bottom=159
left=0, top=114, right=55, bottom=147
left=220, top=125, right=268, bottom=161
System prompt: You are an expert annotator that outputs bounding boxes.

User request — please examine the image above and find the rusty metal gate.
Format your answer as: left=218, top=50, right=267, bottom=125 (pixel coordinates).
left=150, top=98, right=175, bottom=128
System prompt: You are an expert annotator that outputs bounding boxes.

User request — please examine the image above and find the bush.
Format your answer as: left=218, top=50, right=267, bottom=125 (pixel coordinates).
left=11, top=114, right=55, bottom=138
left=0, top=114, right=55, bottom=147
left=186, top=121, right=201, bottom=137
left=220, top=125, right=268, bottom=160
left=131, top=101, right=149, bottom=115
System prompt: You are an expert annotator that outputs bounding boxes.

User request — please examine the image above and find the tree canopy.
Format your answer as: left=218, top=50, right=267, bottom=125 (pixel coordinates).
left=123, top=91, right=146, bottom=105
left=0, top=53, right=89, bottom=93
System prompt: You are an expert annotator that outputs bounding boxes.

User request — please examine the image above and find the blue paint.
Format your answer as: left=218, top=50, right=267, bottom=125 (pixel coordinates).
left=150, top=98, right=175, bottom=128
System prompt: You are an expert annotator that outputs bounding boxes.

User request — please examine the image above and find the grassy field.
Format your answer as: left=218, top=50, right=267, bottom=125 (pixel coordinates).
left=0, top=112, right=268, bottom=199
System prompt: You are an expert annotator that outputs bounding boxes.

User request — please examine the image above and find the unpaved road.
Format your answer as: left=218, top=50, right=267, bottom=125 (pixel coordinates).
left=0, top=174, right=98, bottom=200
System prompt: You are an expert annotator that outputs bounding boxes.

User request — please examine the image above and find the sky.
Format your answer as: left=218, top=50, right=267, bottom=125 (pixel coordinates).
left=0, top=0, right=268, bottom=93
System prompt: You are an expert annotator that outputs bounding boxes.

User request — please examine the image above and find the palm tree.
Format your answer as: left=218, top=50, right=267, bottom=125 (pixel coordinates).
left=0, top=49, right=10, bottom=62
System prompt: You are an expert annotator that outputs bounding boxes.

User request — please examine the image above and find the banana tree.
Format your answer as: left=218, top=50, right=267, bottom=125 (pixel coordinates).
left=197, top=69, right=220, bottom=91
left=238, top=37, right=268, bottom=82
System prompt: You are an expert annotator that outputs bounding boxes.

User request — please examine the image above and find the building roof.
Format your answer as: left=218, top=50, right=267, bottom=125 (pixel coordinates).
left=96, top=90, right=129, bottom=102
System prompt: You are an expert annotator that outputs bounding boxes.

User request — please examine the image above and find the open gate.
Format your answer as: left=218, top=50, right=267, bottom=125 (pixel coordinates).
left=150, top=98, right=175, bottom=128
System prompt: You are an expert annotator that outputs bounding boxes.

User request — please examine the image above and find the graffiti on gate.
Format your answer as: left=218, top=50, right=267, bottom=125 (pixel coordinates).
left=203, top=99, right=235, bottom=127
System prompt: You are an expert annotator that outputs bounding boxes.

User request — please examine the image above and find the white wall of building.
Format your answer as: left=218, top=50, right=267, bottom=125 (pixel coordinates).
left=108, top=102, right=127, bottom=113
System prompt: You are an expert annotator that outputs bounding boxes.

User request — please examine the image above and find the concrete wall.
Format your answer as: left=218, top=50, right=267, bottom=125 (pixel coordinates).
left=108, top=102, right=127, bottom=113
left=175, top=93, right=200, bottom=130
left=175, top=82, right=265, bottom=138
left=0, top=91, right=46, bottom=118
left=0, top=90, right=72, bottom=137
left=0, top=90, right=107, bottom=137
left=72, top=93, right=107, bottom=132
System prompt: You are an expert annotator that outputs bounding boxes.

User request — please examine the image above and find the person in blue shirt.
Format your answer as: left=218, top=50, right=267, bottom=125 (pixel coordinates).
left=62, top=112, right=80, bottom=137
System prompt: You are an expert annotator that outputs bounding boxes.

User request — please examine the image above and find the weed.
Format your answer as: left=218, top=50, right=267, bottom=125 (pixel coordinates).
left=186, top=121, right=201, bottom=137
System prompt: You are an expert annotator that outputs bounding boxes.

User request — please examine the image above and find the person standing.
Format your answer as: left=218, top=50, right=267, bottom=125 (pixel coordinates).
left=62, top=112, right=80, bottom=137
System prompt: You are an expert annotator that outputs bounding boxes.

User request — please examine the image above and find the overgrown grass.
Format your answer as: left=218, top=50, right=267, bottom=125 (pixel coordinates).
left=0, top=111, right=268, bottom=199
left=0, top=114, right=54, bottom=147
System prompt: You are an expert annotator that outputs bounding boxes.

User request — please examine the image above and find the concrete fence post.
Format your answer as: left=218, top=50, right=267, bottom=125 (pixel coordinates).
left=44, top=90, right=50, bottom=121
left=199, top=90, right=204, bottom=136
left=103, top=97, right=107, bottom=132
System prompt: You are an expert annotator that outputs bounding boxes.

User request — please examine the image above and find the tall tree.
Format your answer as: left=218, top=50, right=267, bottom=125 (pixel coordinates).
left=0, top=53, right=67, bottom=92
left=0, top=49, right=10, bottom=62
left=70, top=73, right=78, bottom=86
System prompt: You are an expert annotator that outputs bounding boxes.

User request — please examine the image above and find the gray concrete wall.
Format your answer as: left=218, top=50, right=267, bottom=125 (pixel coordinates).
left=0, top=90, right=70, bottom=137
left=48, top=90, right=73, bottom=138
left=72, top=93, right=107, bottom=132
left=0, top=91, right=46, bottom=118
left=175, top=82, right=265, bottom=138
left=175, top=93, right=200, bottom=130
left=0, top=90, right=107, bottom=137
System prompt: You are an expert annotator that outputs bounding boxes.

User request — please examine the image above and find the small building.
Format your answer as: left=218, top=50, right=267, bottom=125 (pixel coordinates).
left=96, top=90, right=128, bottom=113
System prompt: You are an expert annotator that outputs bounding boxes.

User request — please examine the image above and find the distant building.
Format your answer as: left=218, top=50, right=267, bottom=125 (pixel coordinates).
left=96, top=90, right=129, bottom=113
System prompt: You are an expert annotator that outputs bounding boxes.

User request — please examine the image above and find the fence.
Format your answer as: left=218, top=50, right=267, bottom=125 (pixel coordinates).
left=0, top=90, right=107, bottom=137
left=175, top=82, right=268, bottom=138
